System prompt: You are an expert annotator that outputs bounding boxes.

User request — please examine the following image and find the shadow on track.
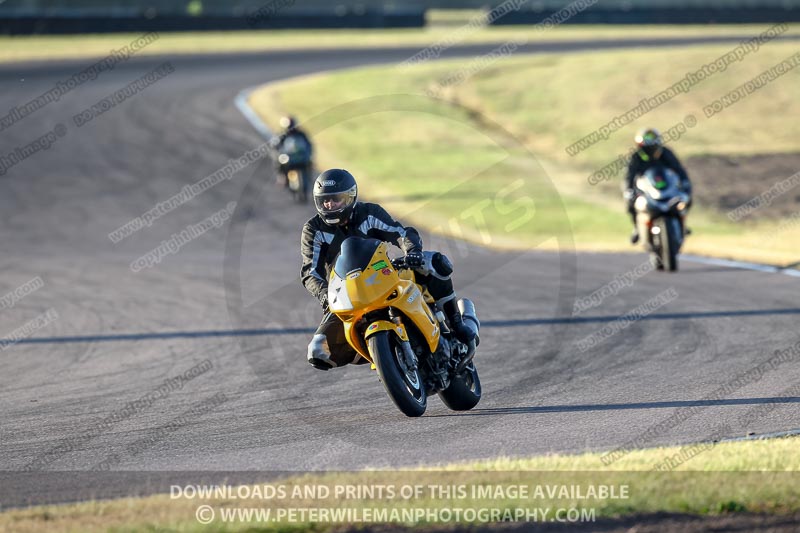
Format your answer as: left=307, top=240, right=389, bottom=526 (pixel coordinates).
left=428, top=396, right=800, bottom=417
left=9, top=308, right=800, bottom=345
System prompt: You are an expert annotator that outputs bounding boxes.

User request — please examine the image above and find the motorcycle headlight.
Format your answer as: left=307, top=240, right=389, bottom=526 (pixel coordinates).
left=677, top=201, right=687, bottom=211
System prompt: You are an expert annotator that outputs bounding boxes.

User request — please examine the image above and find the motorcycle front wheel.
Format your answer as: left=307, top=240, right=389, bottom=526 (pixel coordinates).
left=368, top=331, right=427, bottom=417
left=658, top=217, right=680, bottom=272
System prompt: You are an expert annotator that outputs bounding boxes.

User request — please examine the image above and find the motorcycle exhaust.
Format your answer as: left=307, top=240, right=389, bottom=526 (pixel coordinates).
left=456, top=298, right=480, bottom=373
left=458, top=298, right=480, bottom=339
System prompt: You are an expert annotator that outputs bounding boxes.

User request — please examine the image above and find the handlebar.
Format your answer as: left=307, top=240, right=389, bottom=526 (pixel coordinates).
left=391, top=257, right=407, bottom=270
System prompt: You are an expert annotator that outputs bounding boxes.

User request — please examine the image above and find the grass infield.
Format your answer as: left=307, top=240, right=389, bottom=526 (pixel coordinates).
left=248, top=40, right=800, bottom=264
left=1, top=437, right=798, bottom=532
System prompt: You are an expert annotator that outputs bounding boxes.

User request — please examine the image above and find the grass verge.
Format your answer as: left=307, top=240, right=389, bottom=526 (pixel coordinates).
left=2, top=22, right=799, bottom=64
left=2, top=437, right=798, bottom=532
left=248, top=40, right=800, bottom=264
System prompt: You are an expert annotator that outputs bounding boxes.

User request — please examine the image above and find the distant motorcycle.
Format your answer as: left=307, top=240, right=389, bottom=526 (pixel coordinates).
left=275, top=133, right=313, bottom=203
left=633, top=167, right=690, bottom=272
left=328, top=236, right=482, bottom=417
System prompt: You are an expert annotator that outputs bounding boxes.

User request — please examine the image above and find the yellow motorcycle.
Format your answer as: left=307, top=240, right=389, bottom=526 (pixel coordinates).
left=328, top=236, right=481, bottom=417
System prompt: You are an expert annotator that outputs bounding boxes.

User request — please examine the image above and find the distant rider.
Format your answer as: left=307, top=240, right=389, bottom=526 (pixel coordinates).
left=272, top=115, right=313, bottom=152
left=271, top=115, right=313, bottom=183
left=623, top=128, right=692, bottom=244
left=300, top=169, right=476, bottom=371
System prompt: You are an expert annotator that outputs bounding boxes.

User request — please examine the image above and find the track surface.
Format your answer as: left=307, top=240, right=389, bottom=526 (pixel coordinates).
left=1, top=38, right=799, bottom=508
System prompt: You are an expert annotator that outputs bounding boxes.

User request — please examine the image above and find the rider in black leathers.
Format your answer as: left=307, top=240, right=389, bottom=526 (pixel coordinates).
left=624, top=128, right=692, bottom=243
left=271, top=115, right=313, bottom=185
left=300, top=169, right=475, bottom=371
left=272, top=115, right=312, bottom=152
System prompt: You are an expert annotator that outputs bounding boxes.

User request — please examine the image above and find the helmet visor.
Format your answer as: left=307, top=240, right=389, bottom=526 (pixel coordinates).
left=314, top=185, right=357, bottom=216
left=636, top=130, right=661, bottom=147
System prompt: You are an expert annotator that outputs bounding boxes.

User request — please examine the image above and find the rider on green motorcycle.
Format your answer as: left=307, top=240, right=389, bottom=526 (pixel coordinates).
left=624, top=128, right=692, bottom=244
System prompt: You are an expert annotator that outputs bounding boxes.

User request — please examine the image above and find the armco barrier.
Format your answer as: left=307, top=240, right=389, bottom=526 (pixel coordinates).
left=0, top=10, right=424, bottom=35
left=489, top=6, right=800, bottom=25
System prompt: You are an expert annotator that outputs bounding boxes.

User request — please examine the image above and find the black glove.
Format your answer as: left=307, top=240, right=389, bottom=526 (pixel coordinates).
left=404, top=250, right=424, bottom=268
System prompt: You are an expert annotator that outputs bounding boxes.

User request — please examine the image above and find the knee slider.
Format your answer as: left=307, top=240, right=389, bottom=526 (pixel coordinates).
left=431, top=252, right=453, bottom=277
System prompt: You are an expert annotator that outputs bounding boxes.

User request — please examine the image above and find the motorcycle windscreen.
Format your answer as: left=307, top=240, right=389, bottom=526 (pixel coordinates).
left=333, top=237, right=382, bottom=279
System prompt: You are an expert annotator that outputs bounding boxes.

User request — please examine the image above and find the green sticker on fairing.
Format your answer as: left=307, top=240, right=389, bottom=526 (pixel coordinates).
left=371, top=260, right=388, bottom=271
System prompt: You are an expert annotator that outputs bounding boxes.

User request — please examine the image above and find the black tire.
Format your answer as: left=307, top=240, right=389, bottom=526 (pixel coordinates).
left=368, top=331, right=427, bottom=417
left=650, top=252, right=664, bottom=271
left=659, top=218, right=679, bottom=272
left=439, top=362, right=481, bottom=411
left=294, top=168, right=311, bottom=204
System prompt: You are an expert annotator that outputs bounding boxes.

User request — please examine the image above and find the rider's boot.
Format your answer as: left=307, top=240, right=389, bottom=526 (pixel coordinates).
left=629, top=210, right=640, bottom=244
left=443, top=298, right=476, bottom=345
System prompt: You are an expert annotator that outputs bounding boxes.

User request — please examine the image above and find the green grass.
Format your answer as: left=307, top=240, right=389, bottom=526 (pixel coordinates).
left=248, top=40, right=800, bottom=263
left=2, top=437, right=798, bottom=532
left=2, top=22, right=799, bottom=63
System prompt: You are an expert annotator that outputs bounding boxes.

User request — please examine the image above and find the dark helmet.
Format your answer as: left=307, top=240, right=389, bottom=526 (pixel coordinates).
left=280, top=115, right=298, bottom=130
left=313, top=169, right=358, bottom=225
left=635, top=128, right=663, bottom=159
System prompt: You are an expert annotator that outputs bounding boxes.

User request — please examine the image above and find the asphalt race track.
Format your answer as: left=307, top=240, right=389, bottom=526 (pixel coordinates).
left=1, top=37, right=799, bottom=508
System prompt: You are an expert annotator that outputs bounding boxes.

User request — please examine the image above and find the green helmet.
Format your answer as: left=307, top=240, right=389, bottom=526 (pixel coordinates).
left=635, top=128, right=663, bottom=160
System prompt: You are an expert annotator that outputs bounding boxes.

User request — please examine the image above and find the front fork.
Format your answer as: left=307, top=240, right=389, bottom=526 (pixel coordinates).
left=365, top=315, right=418, bottom=371
left=389, top=311, right=418, bottom=371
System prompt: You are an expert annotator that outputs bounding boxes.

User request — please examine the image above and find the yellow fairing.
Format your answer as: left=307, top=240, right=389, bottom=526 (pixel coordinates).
left=329, top=242, right=440, bottom=360
left=364, top=321, right=409, bottom=342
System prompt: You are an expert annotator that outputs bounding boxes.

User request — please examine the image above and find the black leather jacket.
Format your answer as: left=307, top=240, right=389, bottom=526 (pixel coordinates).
left=272, top=129, right=313, bottom=156
left=624, top=146, right=691, bottom=193
left=300, top=202, right=423, bottom=304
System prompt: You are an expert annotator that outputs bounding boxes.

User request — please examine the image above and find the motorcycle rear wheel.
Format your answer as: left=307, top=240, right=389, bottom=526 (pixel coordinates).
left=439, top=362, right=481, bottom=411
left=368, top=331, right=427, bottom=417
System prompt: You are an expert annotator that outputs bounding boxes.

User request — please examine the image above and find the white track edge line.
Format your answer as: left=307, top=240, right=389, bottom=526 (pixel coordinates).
left=682, top=254, right=799, bottom=277
left=235, top=87, right=274, bottom=141
left=719, top=427, right=800, bottom=443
